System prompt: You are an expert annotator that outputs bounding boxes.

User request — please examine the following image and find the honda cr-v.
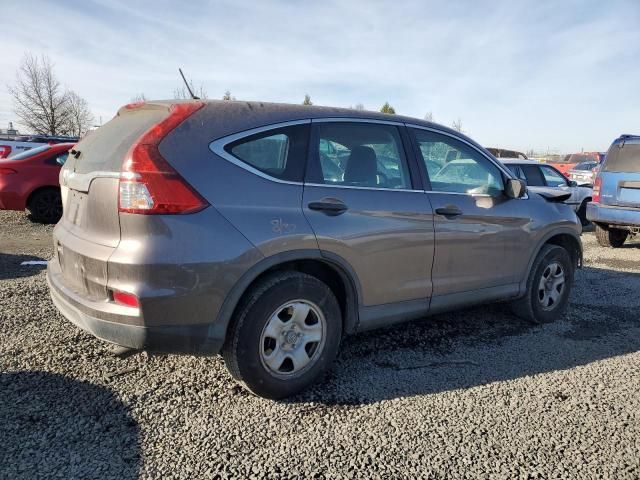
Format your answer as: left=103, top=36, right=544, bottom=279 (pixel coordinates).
left=47, top=100, right=582, bottom=398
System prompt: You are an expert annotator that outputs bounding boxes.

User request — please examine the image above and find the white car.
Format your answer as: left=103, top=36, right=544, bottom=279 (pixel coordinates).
left=0, top=139, right=46, bottom=158
left=500, top=159, right=592, bottom=226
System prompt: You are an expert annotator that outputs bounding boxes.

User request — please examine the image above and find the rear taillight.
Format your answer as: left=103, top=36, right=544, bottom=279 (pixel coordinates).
left=0, top=146, right=11, bottom=158
left=112, top=290, right=140, bottom=308
left=0, top=168, right=17, bottom=175
left=118, top=102, right=208, bottom=215
left=592, top=176, right=602, bottom=203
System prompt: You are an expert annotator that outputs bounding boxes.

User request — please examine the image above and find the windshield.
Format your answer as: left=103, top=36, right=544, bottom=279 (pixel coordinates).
left=6, top=144, right=50, bottom=160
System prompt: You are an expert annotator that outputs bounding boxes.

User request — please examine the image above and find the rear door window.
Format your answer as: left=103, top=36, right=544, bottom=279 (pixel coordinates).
left=308, top=122, right=412, bottom=189
left=520, top=165, right=546, bottom=186
left=225, top=124, right=309, bottom=182
left=603, top=143, right=640, bottom=173
left=506, top=165, right=526, bottom=181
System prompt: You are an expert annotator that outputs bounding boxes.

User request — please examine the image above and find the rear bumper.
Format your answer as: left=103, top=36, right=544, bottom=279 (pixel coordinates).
left=47, top=259, right=224, bottom=355
left=587, top=202, right=640, bottom=227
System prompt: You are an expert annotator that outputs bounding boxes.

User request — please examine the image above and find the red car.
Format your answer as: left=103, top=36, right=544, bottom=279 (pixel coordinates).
left=0, top=143, right=74, bottom=223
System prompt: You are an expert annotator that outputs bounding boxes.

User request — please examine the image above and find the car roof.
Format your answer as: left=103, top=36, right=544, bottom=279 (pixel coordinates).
left=148, top=99, right=491, bottom=153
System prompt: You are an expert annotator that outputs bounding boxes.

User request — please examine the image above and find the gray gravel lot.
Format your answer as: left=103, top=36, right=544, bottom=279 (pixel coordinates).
left=1, top=210, right=639, bottom=479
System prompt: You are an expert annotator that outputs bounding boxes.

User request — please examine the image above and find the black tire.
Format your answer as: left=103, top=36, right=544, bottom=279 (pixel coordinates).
left=577, top=200, right=589, bottom=227
left=222, top=271, right=342, bottom=399
left=510, top=244, right=574, bottom=324
left=27, top=188, right=62, bottom=224
left=595, top=223, right=627, bottom=248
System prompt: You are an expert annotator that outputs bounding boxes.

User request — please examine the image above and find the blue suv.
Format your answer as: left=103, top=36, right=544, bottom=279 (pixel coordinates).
left=587, top=134, right=640, bottom=247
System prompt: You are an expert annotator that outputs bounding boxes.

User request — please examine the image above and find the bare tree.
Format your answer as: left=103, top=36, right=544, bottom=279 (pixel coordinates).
left=222, top=90, right=236, bottom=101
left=131, top=93, right=147, bottom=102
left=8, top=54, right=70, bottom=135
left=174, top=80, right=208, bottom=100
left=424, top=111, right=434, bottom=122
left=302, top=94, right=313, bottom=105
left=354, top=103, right=365, bottom=111
left=451, top=118, right=463, bottom=132
left=64, top=91, right=93, bottom=136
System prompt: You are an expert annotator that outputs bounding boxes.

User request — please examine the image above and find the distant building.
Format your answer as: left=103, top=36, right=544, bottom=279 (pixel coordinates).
left=0, top=122, right=20, bottom=138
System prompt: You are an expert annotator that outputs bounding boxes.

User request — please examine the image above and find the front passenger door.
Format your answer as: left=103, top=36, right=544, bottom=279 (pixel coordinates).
left=410, top=128, right=533, bottom=299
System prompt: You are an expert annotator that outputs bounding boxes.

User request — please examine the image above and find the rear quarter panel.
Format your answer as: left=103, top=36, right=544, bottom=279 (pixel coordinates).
left=158, top=106, right=319, bottom=257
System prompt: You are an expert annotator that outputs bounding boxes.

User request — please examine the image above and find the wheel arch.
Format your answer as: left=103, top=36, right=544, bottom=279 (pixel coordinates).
left=215, top=250, right=362, bottom=342
left=525, top=229, right=583, bottom=286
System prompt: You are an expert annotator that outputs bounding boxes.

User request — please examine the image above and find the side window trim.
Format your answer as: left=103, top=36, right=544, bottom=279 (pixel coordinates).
left=209, top=119, right=311, bottom=185
left=304, top=120, right=422, bottom=192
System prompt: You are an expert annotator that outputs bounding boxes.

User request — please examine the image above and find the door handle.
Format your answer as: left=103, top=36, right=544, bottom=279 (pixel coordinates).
left=308, top=199, right=348, bottom=216
left=435, top=206, right=463, bottom=217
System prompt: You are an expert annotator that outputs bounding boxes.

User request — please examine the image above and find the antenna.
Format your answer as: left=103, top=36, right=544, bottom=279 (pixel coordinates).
left=178, top=68, right=199, bottom=100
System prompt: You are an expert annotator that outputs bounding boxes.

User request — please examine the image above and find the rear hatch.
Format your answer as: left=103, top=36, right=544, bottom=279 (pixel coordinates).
left=599, top=138, right=640, bottom=208
left=55, top=103, right=172, bottom=300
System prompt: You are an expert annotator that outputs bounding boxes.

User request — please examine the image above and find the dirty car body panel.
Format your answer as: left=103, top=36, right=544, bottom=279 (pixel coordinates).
left=48, top=100, right=582, bottom=359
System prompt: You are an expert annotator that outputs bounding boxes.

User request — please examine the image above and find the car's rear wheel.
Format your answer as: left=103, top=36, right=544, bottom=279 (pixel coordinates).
left=510, top=244, right=574, bottom=324
left=595, top=223, right=627, bottom=248
left=222, top=271, right=342, bottom=399
left=27, top=188, right=62, bottom=224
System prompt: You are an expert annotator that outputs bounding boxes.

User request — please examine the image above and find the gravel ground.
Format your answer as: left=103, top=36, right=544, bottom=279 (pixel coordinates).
left=1, top=210, right=639, bottom=479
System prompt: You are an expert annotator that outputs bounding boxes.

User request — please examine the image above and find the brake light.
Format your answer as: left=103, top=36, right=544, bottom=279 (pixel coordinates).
left=112, top=290, right=140, bottom=308
left=0, top=146, right=11, bottom=158
left=592, top=176, right=602, bottom=203
left=0, top=168, right=17, bottom=175
left=124, top=101, right=145, bottom=110
left=118, top=102, right=208, bottom=214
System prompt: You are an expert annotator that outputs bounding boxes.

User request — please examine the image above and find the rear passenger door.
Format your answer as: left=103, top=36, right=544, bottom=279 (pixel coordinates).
left=303, top=120, right=434, bottom=325
left=409, top=127, right=532, bottom=299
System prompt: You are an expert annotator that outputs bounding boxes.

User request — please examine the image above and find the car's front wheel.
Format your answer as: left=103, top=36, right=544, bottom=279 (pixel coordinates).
left=222, top=271, right=342, bottom=399
left=511, top=244, right=574, bottom=324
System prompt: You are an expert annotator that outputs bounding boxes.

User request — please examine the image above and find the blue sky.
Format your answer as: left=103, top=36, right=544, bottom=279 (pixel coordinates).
left=1, top=0, right=638, bottom=152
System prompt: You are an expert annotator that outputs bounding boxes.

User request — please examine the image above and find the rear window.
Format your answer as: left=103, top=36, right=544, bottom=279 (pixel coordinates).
left=6, top=144, right=50, bottom=160
left=73, top=109, right=167, bottom=174
left=573, top=161, right=597, bottom=171
left=603, top=143, right=640, bottom=173
left=225, top=124, right=309, bottom=182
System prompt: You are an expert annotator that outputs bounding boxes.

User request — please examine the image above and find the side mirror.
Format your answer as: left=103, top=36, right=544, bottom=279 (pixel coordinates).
left=505, top=178, right=527, bottom=199
left=568, top=180, right=578, bottom=187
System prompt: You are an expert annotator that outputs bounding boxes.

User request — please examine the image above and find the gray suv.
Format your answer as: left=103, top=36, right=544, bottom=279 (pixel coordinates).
left=587, top=134, right=640, bottom=247
left=47, top=100, right=582, bottom=399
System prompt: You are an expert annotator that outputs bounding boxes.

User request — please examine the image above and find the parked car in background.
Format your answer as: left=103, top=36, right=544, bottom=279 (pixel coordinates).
left=0, top=135, right=79, bottom=159
left=501, top=159, right=592, bottom=225
left=47, top=100, right=582, bottom=399
left=0, top=143, right=74, bottom=223
left=568, top=160, right=600, bottom=186
left=549, top=152, right=605, bottom=178
left=486, top=147, right=528, bottom=159
left=587, top=134, right=640, bottom=247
